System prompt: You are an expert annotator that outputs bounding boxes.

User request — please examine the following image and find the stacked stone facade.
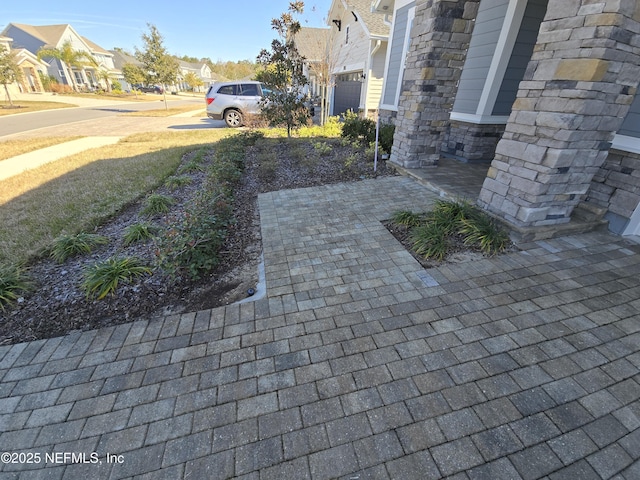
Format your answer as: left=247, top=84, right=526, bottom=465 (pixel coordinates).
left=478, top=0, right=640, bottom=228
left=589, top=148, right=640, bottom=233
left=389, top=0, right=480, bottom=168
left=441, top=121, right=505, bottom=163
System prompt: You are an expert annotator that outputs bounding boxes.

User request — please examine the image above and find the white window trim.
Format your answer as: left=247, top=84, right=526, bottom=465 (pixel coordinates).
left=612, top=134, right=640, bottom=155
left=379, top=2, right=415, bottom=110
left=449, top=112, right=510, bottom=125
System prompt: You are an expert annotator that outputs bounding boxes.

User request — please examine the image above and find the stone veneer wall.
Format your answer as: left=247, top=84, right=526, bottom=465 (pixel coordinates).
left=389, top=0, right=481, bottom=168
left=588, top=148, right=640, bottom=233
left=478, top=0, right=640, bottom=228
left=441, top=121, right=506, bottom=163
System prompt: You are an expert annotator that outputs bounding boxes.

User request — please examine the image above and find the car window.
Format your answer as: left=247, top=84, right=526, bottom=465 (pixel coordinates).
left=260, top=84, right=272, bottom=96
left=217, top=85, right=237, bottom=95
left=240, top=84, right=259, bottom=96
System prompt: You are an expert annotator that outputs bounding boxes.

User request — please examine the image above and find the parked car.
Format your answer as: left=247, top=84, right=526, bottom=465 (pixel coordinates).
left=133, top=84, right=164, bottom=94
left=205, top=81, right=315, bottom=128
left=205, top=81, right=266, bottom=127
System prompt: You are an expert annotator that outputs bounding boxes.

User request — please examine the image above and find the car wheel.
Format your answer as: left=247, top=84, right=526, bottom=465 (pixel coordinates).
left=224, top=109, right=243, bottom=128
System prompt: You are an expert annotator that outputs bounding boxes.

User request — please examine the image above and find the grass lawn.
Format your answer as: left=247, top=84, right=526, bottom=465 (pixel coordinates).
left=0, top=129, right=233, bottom=265
left=0, top=101, right=76, bottom=116
left=0, top=137, right=83, bottom=161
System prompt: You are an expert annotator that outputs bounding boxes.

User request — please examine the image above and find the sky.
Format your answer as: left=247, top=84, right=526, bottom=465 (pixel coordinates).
left=1, top=0, right=334, bottom=62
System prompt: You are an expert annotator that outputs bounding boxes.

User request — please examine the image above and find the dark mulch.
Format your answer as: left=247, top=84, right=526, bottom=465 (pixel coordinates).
left=0, top=137, right=395, bottom=345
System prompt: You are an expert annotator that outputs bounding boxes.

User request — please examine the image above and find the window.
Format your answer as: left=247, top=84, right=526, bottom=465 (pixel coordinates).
left=217, top=84, right=237, bottom=95
left=240, top=83, right=259, bottom=96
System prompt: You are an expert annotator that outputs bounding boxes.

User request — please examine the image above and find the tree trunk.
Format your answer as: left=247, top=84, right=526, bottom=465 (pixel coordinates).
left=3, top=83, right=14, bottom=106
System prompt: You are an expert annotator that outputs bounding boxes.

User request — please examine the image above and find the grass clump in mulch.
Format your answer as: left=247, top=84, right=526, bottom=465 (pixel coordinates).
left=388, top=199, right=511, bottom=264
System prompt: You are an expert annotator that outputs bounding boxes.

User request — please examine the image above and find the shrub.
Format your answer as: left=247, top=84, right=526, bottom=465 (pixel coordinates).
left=141, top=194, right=174, bottom=216
left=312, top=141, right=333, bottom=156
left=123, top=222, right=157, bottom=246
left=50, top=233, right=108, bottom=263
left=156, top=134, right=251, bottom=280
left=0, top=264, right=31, bottom=310
left=111, top=81, right=122, bottom=91
left=82, top=257, right=152, bottom=300
left=341, top=110, right=376, bottom=145
left=379, top=123, right=395, bottom=154
left=391, top=199, right=510, bottom=261
left=391, top=210, right=423, bottom=227
left=49, top=83, right=73, bottom=94
left=459, top=214, right=510, bottom=255
left=411, top=223, right=448, bottom=261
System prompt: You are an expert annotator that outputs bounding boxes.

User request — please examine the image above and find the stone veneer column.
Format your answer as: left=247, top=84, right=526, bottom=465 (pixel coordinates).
left=390, top=0, right=480, bottom=168
left=478, top=0, right=640, bottom=229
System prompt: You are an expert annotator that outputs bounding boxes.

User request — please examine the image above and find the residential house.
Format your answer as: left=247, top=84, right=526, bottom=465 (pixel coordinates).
left=295, top=27, right=331, bottom=100
left=109, top=49, right=143, bottom=91
left=176, top=60, right=215, bottom=92
left=1, top=23, right=116, bottom=91
left=327, top=0, right=390, bottom=116
left=372, top=0, right=640, bottom=240
left=0, top=35, right=48, bottom=96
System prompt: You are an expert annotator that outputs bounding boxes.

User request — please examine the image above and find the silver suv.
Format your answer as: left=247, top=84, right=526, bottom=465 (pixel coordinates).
left=205, top=81, right=269, bottom=128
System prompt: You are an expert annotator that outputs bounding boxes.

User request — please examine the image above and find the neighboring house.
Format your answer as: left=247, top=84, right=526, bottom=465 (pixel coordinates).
left=295, top=27, right=331, bottom=100
left=1, top=23, right=116, bottom=91
left=326, top=0, right=389, bottom=116
left=109, top=49, right=142, bottom=91
left=372, top=0, right=640, bottom=241
left=176, top=60, right=215, bottom=92
left=0, top=35, right=48, bottom=95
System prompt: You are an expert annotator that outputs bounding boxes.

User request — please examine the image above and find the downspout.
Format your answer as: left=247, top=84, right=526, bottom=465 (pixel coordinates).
left=365, top=40, right=382, bottom=116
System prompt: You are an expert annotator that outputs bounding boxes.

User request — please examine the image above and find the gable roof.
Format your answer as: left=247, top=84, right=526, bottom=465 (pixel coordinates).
left=6, top=23, right=70, bottom=48
left=81, top=36, right=112, bottom=56
left=295, top=27, right=331, bottom=62
left=328, top=0, right=390, bottom=38
left=109, top=49, right=142, bottom=69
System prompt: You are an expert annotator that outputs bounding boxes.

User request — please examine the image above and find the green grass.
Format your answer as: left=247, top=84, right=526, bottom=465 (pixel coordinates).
left=0, top=137, right=83, bottom=161
left=0, top=101, right=76, bottom=116
left=82, top=257, right=152, bottom=300
left=0, top=130, right=233, bottom=266
left=50, top=233, right=109, bottom=263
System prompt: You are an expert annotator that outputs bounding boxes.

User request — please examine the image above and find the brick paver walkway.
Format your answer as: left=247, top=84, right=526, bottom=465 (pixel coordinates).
left=1, top=176, right=639, bottom=479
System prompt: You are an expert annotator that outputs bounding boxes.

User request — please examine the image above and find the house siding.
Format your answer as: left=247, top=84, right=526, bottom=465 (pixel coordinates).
left=366, top=43, right=387, bottom=114
left=618, top=89, right=640, bottom=139
left=492, top=0, right=548, bottom=116
left=382, top=3, right=413, bottom=107
left=452, top=0, right=510, bottom=115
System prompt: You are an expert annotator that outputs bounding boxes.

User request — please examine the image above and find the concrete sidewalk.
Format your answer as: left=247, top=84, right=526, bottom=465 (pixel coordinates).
left=0, top=137, right=122, bottom=181
left=0, top=176, right=639, bottom=479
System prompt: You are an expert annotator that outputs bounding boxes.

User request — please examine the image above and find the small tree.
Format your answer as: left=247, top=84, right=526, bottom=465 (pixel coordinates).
left=37, top=40, right=97, bottom=91
left=121, top=63, right=145, bottom=95
left=0, top=49, right=22, bottom=106
left=256, top=1, right=310, bottom=137
left=95, top=69, right=115, bottom=92
left=184, top=71, right=203, bottom=93
left=135, top=24, right=179, bottom=109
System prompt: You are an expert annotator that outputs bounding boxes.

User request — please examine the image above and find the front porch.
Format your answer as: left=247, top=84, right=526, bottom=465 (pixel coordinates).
left=392, top=158, right=609, bottom=242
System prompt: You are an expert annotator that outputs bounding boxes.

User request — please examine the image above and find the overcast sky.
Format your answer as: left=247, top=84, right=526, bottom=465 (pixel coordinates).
left=1, top=0, right=333, bottom=62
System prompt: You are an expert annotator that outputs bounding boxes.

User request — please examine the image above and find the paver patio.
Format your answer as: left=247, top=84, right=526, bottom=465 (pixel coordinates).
left=0, top=176, right=639, bottom=479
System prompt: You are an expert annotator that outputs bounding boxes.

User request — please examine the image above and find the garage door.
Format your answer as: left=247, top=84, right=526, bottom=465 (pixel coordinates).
left=333, top=72, right=362, bottom=116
